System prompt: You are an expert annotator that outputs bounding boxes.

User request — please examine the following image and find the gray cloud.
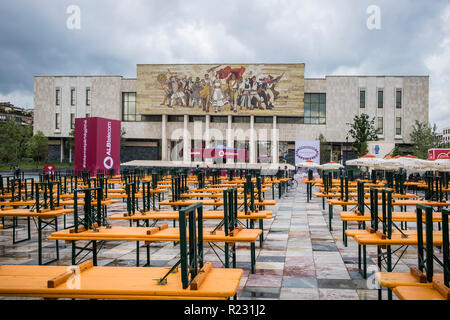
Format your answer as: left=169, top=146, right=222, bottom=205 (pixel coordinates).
left=0, top=0, right=448, bottom=130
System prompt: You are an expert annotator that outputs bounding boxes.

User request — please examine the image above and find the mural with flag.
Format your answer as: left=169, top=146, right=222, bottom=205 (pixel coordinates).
left=137, top=64, right=305, bottom=116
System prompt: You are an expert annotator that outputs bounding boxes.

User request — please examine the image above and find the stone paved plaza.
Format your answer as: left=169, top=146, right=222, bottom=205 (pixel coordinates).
left=0, top=183, right=444, bottom=300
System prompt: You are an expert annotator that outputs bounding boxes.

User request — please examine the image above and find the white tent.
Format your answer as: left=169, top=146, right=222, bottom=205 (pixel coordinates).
left=435, top=158, right=450, bottom=171
left=297, top=160, right=321, bottom=169
left=320, top=161, right=344, bottom=170
left=346, top=154, right=387, bottom=168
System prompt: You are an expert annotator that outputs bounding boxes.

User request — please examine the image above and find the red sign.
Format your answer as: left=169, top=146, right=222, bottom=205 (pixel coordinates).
left=44, top=165, right=55, bottom=175
left=428, top=148, right=450, bottom=160
left=74, top=117, right=121, bottom=176
left=191, top=147, right=247, bottom=160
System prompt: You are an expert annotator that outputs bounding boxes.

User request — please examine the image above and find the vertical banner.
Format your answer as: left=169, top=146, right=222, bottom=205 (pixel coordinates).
left=74, top=117, right=121, bottom=176
left=295, top=140, right=320, bottom=165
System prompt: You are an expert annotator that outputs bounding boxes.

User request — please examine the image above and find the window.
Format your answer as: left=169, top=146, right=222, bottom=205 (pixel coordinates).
left=360, top=90, right=366, bottom=108
left=86, top=88, right=91, bottom=106
left=396, top=117, right=402, bottom=135
left=277, top=117, right=303, bottom=124
left=304, top=93, right=326, bottom=124
left=377, top=89, right=383, bottom=108
left=122, top=92, right=137, bottom=121
left=55, top=113, right=60, bottom=130
left=255, top=116, right=273, bottom=123
left=168, top=115, right=184, bottom=122
left=55, top=88, right=61, bottom=106
left=232, top=116, right=250, bottom=123
left=70, top=113, right=75, bottom=129
left=377, top=117, right=383, bottom=134
left=86, top=113, right=90, bottom=118
left=141, top=115, right=162, bottom=122
left=396, top=89, right=402, bottom=109
left=257, top=141, right=272, bottom=163
left=71, top=88, right=76, bottom=106
left=189, top=115, right=205, bottom=122
left=211, top=116, right=228, bottom=123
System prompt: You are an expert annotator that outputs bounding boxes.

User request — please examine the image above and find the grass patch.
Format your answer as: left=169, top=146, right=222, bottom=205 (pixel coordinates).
left=0, top=162, right=73, bottom=171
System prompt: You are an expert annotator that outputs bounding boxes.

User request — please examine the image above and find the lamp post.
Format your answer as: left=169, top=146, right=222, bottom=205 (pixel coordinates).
left=343, top=122, right=351, bottom=167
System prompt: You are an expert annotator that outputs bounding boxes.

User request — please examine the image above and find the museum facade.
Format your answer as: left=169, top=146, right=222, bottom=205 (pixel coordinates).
left=33, top=64, right=429, bottom=165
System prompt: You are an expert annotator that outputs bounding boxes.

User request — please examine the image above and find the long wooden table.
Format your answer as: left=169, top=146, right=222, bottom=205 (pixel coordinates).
left=49, top=225, right=262, bottom=273
left=0, top=263, right=243, bottom=300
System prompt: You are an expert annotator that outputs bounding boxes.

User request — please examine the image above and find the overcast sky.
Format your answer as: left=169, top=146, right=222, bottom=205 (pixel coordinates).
left=0, top=0, right=448, bottom=130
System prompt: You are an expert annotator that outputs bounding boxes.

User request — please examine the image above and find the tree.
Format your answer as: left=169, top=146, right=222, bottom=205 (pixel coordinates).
left=0, top=119, right=32, bottom=164
left=318, top=133, right=331, bottom=164
left=410, top=120, right=441, bottom=159
left=347, top=113, right=378, bottom=157
left=391, top=145, right=402, bottom=157
left=26, top=131, right=48, bottom=166
left=65, top=129, right=75, bottom=163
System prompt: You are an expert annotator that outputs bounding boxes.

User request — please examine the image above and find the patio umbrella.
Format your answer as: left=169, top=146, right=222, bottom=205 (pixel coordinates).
left=379, top=155, right=422, bottom=170
left=297, top=160, right=321, bottom=169
left=346, top=154, right=386, bottom=168
left=320, top=161, right=343, bottom=171
left=435, top=156, right=450, bottom=171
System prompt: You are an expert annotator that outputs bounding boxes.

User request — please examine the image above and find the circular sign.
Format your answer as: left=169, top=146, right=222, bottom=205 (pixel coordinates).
left=103, top=156, right=114, bottom=169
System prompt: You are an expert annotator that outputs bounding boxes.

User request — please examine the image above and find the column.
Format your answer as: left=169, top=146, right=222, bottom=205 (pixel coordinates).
left=226, top=115, right=233, bottom=164
left=60, top=138, right=64, bottom=163
left=183, top=114, right=190, bottom=163
left=249, top=115, right=256, bottom=164
left=205, top=115, right=212, bottom=164
left=272, top=116, right=278, bottom=164
left=161, top=114, right=167, bottom=161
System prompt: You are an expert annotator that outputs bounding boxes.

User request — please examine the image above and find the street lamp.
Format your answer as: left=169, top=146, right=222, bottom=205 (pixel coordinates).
left=343, top=122, right=351, bottom=167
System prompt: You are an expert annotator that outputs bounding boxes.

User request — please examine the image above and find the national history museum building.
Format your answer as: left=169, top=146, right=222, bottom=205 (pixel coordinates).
left=33, top=63, right=429, bottom=165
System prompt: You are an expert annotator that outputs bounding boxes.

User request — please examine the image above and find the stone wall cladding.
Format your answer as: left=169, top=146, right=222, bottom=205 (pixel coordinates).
left=120, top=146, right=159, bottom=162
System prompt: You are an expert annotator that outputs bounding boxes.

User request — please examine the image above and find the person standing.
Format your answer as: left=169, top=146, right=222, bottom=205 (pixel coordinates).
left=14, top=165, right=20, bottom=179
left=191, top=77, right=202, bottom=108
left=238, top=77, right=251, bottom=110
left=227, top=73, right=239, bottom=112
left=200, top=78, right=210, bottom=112
left=211, top=74, right=226, bottom=113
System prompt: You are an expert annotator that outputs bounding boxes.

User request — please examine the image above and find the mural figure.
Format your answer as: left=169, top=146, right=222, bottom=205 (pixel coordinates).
left=191, top=77, right=202, bottom=108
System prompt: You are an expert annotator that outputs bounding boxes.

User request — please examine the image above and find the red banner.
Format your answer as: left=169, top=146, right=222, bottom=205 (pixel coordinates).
left=74, top=117, right=121, bottom=176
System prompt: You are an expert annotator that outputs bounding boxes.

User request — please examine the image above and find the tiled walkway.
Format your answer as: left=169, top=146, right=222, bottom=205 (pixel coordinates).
left=0, top=183, right=442, bottom=300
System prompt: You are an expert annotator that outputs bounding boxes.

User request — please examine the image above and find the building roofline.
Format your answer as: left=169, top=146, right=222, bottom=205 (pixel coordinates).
left=34, top=75, right=125, bottom=78
left=323, top=75, right=429, bottom=78
left=136, top=63, right=306, bottom=66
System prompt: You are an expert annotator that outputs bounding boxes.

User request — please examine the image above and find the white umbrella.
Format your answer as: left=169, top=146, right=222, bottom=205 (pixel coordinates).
left=347, top=154, right=387, bottom=168
left=378, top=155, right=438, bottom=172
left=320, top=161, right=343, bottom=171
left=297, top=160, right=321, bottom=169
left=435, top=157, right=450, bottom=171
left=404, top=159, right=437, bottom=171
